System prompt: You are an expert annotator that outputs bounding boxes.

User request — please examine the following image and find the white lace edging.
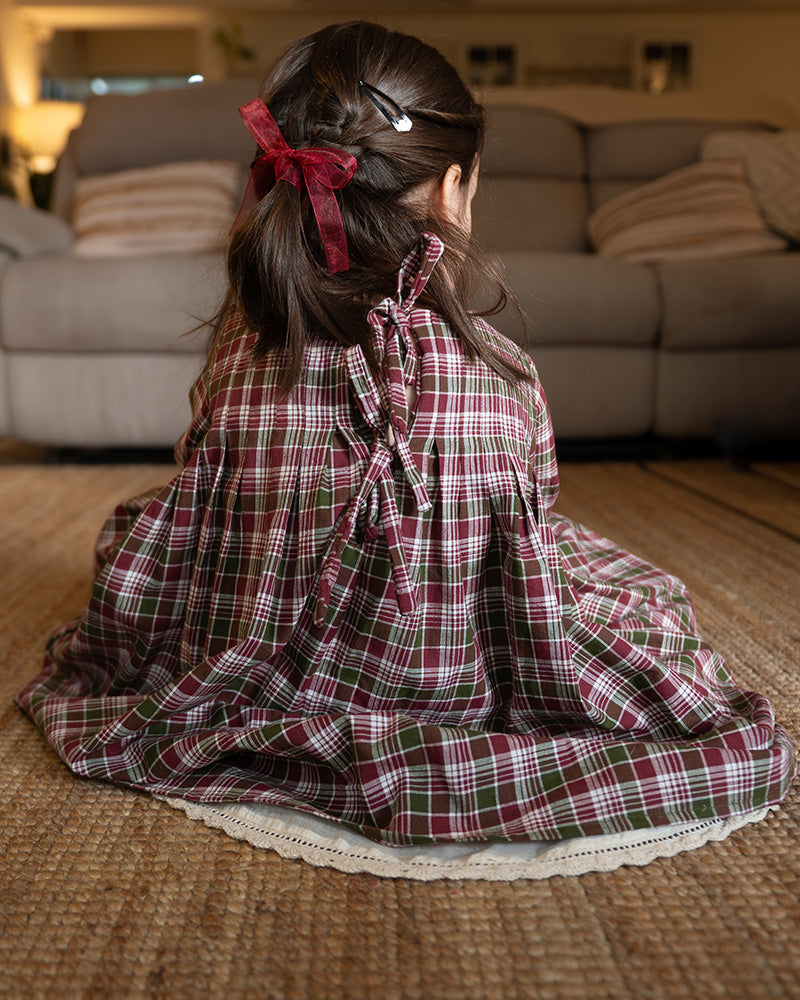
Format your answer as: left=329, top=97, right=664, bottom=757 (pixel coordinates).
left=158, top=797, right=775, bottom=881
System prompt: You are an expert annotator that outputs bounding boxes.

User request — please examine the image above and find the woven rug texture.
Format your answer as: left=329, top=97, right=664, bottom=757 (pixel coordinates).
left=1, top=457, right=798, bottom=1000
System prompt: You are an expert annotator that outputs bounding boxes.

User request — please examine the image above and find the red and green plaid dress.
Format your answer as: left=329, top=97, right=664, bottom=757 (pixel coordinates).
left=17, top=235, right=795, bottom=845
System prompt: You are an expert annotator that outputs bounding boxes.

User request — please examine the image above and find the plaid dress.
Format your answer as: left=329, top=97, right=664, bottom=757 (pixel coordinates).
left=17, top=235, right=796, bottom=845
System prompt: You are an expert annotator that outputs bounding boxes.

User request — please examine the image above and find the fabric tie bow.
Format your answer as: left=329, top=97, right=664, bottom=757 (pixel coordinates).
left=234, top=98, right=357, bottom=273
left=313, top=235, right=446, bottom=626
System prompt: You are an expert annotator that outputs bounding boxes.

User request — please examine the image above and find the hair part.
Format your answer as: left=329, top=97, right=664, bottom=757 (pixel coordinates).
left=224, top=20, right=528, bottom=391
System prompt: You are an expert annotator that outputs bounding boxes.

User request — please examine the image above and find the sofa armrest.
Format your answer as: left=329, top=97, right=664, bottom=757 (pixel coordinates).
left=0, top=197, right=74, bottom=257
left=50, top=127, right=79, bottom=221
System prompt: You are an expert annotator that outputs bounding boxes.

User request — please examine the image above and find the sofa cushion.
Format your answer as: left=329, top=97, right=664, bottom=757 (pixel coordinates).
left=482, top=106, right=585, bottom=178
left=490, top=251, right=660, bottom=348
left=71, top=160, right=243, bottom=257
left=702, top=130, right=800, bottom=241
left=476, top=105, right=588, bottom=253
left=0, top=197, right=75, bottom=257
left=655, top=348, right=800, bottom=437
left=527, top=345, right=655, bottom=438
left=8, top=352, right=200, bottom=447
left=586, top=160, right=786, bottom=262
left=0, top=252, right=226, bottom=352
left=587, top=120, right=774, bottom=181
left=473, top=179, right=588, bottom=253
left=655, top=255, right=800, bottom=349
left=74, top=78, right=259, bottom=176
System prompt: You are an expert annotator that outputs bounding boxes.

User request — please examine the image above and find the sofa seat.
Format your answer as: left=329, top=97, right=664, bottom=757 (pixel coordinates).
left=656, top=255, right=800, bottom=349
left=488, top=252, right=660, bottom=437
left=1, top=251, right=221, bottom=445
left=1, top=251, right=224, bottom=352
left=653, top=255, right=800, bottom=438
left=10, top=352, right=201, bottom=446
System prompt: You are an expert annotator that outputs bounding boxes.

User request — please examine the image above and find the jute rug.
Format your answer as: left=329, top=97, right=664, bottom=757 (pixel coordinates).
left=2, top=458, right=798, bottom=999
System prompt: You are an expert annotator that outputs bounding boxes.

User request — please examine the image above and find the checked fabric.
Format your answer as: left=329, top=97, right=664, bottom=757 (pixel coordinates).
left=16, top=234, right=796, bottom=845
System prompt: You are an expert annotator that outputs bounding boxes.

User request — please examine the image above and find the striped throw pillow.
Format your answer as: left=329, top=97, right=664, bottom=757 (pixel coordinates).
left=587, top=160, right=786, bottom=262
left=71, top=160, right=243, bottom=257
left=702, top=130, right=800, bottom=242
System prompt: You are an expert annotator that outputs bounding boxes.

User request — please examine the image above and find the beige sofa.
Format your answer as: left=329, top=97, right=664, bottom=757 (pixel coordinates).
left=475, top=89, right=800, bottom=440
left=0, top=80, right=798, bottom=448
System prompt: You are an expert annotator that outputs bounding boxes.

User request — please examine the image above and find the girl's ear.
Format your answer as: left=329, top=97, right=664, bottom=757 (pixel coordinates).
left=436, top=163, right=464, bottom=225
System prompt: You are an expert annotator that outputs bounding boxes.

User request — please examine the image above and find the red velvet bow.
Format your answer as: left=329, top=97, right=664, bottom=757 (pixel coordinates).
left=234, top=98, right=357, bottom=273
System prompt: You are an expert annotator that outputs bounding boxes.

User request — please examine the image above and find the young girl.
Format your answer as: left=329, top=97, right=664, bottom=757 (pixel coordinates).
left=17, top=21, right=794, bottom=846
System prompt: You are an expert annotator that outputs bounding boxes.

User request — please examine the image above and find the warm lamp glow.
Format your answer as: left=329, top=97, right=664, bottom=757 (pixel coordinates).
left=29, top=153, right=58, bottom=174
left=17, top=101, right=85, bottom=159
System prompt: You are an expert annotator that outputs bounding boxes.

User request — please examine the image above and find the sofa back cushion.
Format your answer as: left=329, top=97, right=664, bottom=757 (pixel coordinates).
left=472, top=178, right=589, bottom=252
left=481, top=106, right=585, bottom=177
left=53, top=86, right=783, bottom=254
left=52, top=78, right=258, bottom=221
left=587, top=119, right=776, bottom=209
left=68, top=78, right=258, bottom=177
left=476, top=105, right=588, bottom=252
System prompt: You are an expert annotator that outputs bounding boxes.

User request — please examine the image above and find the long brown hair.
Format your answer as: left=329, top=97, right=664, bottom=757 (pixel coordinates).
left=226, top=20, right=527, bottom=391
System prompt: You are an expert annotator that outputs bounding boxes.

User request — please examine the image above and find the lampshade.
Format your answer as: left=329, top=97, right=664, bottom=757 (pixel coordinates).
left=15, top=101, right=85, bottom=171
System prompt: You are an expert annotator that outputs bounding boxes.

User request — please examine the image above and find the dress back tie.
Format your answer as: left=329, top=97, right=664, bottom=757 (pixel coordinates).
left=313, top=234, right=445, bottom=626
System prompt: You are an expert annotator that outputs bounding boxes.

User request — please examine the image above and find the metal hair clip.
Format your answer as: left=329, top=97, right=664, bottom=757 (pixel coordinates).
left=358, top=80, right=413, bottom=133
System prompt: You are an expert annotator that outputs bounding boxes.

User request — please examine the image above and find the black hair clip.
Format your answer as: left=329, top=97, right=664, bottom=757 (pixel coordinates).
left=359, top=80, right=413, bottom=133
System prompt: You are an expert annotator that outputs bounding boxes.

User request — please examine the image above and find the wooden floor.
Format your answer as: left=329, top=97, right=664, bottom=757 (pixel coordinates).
left=557, top=458, right=800, bottom=542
